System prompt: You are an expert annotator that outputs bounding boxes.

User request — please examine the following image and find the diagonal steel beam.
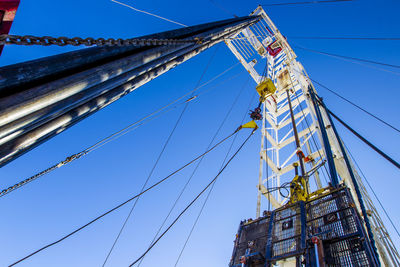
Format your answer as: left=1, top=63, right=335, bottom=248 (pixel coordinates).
left=0, top=15, right=260, bottom=167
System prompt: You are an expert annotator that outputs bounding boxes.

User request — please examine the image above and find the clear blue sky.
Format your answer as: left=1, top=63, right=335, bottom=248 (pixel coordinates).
left=1, top=0, right=399, bottom=266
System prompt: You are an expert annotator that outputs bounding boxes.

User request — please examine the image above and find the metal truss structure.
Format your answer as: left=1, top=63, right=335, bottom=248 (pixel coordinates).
left=225, top=6, right=400, bottom=266
left=0, top=4, right=398, bottom=266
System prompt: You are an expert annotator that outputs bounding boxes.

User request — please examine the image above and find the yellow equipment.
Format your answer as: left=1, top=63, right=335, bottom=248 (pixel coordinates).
left=240, top=120, right=258, bottom=129
left=288, top=163, right=309, bottom=204
left=288, top=162, right=328, bottom=204
left=288, top=174, right=309, bottom=204
left=256, top=78, right=276, bottom=102
left=236, top=120, right=259, bottom=133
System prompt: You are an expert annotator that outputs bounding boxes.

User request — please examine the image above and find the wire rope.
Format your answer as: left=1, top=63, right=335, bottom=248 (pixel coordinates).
left=101, top=47, right=219, bottom=266
left=261, top=184, right=291, bottom=199
left=174, top=87, right=257, bottom=267
left=253, top=60, right=270, bottom=210
left=300, top=104, right=331, bottom=184
left=207, top=0, right=236, bottom=17
left=102, top=105, right=184, bottom=266
left=265, top=60, right=277, bottom=208
left=322, top=103, right=400, bottom=170
left=297, top=102, right=330, bottom=185
left=138, top=77, right=250, bottom=267
left=8, top=129, right=238, bottom=267
left=289, top=36, right=400, bottom=41
left=0, top=61, right=241, bottom=199
left=307, top=77, right=400, bottom=134
left=295, top=45, right=400, bottom=69
left=265, top=102, right=271, bottom=212
left=290, top=72, right=331, bottom=183
left=342, top=141, right=400, bottom=239
left=262, top=0, right=354, bottom=7
left=291, top=68, right=400, bottom=179
left=110, top=0, right=187, bottom=27
left=128, top=130, right=256, bottom=266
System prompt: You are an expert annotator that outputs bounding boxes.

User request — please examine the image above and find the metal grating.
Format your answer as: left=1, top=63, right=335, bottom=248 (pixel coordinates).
left=307, top=189, right=360, bottom=240
left=324, top=237, right=371, bottom=267
left=270, top=204, right=305, bottom=259
left=230, top=186, right=377, bottom=266
left=230, top=216, right=270, bottom=266
left=272, top=236, right=301, bottom=257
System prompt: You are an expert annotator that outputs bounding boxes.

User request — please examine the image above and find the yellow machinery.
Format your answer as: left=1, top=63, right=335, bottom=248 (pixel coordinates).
left=288, top=163, right=309, bottom=204
left=256, top=78, right=276, bottom=102
left=288, top=163, right=329, bottom=204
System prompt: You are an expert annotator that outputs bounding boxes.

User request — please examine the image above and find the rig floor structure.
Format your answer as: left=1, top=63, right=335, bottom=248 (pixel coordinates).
left=229, top=186, right=378, bottom=267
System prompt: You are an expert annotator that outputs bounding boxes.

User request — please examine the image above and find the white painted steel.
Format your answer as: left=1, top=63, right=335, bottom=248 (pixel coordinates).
left=225, top=6, right=400, bottom=266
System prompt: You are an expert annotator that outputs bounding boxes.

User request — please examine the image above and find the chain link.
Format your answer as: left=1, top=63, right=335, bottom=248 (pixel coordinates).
left=0, top=34, right=204, bottom=47
left=0, top=33, right=207, bottom=198
left=0, top=152, right=86, bottom=198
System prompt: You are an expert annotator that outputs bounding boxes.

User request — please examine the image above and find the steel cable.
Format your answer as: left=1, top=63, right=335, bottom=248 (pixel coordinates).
left=138, top=77, right=250, bottom=267
left=290, top=68, right=400, bottom=138
left=8, top=129, right=239, bottom=267
left=343, top=141, right=400, bottom=239
left=208, top=0, right=236, bottom=17
left=128, top=129, right=256, bottom=266
left=0, top=62, right=240, bottom=199
left=102, top=47, right=220, bottom=266
left=289, top=36, right=400, bottom=41
left=321, top=102, right=400, bottom=170
left=294, top=45, right=400, bottom=69
left=110, top=0, right=188, bottom=27
left=307, top=77, right=400, bottom=134
left=262, top=0, right=353, bottom=6
left=173, top=86, right=256, bottom=267
left=289, top=71, right=331, bottom=183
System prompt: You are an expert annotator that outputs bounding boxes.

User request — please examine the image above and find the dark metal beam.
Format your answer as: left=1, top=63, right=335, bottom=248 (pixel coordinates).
left=308, top=86, right=339, bottom=186
left=0, top=15, right=259, bottom=167
left=318, top=96, right=380, bottom=266
left=286, top=89, right=307, bottom=178
left=0, top=16, right=255, bottom=95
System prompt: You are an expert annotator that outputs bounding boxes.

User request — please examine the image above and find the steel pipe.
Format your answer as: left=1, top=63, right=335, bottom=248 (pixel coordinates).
left=0, top=15, right=259, bottom=166
left=0, top=16, right=255, bottom=94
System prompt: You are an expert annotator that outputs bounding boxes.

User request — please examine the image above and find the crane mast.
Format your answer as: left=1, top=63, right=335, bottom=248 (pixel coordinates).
left=0, top=5, right=398, bottom=266
left=225, top=6, right=399, bottom=267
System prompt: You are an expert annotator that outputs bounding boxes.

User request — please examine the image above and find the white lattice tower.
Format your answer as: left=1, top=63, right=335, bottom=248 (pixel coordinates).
left=225, top=6, right=400, bottom=266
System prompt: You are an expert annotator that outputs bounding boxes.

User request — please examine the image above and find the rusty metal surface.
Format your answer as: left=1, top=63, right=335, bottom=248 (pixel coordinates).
left=0, top=0, right=20, bottom=55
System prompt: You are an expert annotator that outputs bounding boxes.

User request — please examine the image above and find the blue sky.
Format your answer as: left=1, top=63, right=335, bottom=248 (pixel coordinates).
left=1, top=0, right=399, bottom=266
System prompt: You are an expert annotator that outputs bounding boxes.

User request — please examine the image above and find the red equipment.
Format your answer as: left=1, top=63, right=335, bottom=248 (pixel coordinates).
left=0, top=0, right=20, bottom=55
left=267, top=40, right=282, bottom=57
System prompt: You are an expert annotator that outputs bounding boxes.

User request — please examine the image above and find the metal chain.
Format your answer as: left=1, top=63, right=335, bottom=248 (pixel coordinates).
left=0, top=34, right=204, bottom=47
left=0, top=152, right=86, bottom=198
